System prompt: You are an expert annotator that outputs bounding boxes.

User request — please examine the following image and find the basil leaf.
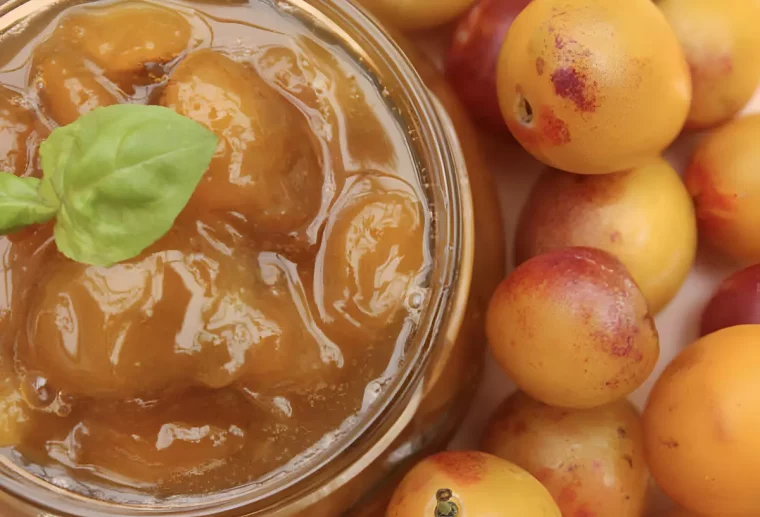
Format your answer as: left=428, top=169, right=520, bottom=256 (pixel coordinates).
left=0, top=174, right=58, bottom=234
left=40, top=104, right=218, bottom=266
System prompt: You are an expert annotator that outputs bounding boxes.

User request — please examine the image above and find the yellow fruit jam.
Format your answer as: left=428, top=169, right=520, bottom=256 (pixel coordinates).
left=0, top=0, right=431, bottom=500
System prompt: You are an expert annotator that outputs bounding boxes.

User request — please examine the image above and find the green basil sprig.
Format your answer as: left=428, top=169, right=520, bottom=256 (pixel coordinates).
left=0, top=104, right=218, bottom=266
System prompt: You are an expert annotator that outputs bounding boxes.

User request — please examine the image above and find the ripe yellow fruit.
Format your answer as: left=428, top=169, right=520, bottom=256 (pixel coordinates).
left=387, top=451, right=561, bottom=517
left=659, top=0, right=760, bottom=129
left=685, top=114, right=760, bottom=264
left=482, top=392, right=649, bottom=517
left=515, top=158, right=697, bottom=313
left=644, top=325, right=760, bottom=516
left=487, top=247, right=659, bottom=409
left=498, top=0, right=691, bottom=174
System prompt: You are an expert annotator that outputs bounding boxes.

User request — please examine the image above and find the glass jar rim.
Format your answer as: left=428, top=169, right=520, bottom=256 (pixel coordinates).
left=0, top=0, right=467, bottom=515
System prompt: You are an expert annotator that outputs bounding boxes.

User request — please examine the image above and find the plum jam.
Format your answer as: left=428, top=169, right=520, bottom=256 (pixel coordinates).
left=0, top=0, right=432, bottom=501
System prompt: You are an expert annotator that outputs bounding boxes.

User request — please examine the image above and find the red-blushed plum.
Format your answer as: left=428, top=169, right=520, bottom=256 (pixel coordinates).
left=486, top=247, right=659, bottom=408
left=700, top=264, right=760, bottom=336
left=685, top=114, right=760, bottom=264
left=515, top=158, right=696, bottom=314
left=482, top=391, right=648, bottom=517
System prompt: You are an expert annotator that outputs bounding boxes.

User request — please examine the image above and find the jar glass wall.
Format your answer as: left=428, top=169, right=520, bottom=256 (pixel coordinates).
left=0, top=0, right=505, bottom=515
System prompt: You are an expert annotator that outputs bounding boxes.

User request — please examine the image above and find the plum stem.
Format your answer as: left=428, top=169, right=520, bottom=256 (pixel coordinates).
left=434, top=489, right=458, bottom=516
left=516, top=94, right=533, bottom=125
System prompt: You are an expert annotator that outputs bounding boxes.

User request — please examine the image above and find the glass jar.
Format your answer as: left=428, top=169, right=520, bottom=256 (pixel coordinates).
left=0, top=0, right=505, bottom=515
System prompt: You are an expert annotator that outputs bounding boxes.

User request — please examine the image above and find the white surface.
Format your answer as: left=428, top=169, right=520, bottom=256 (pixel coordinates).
left=425, top=32, right=760, bottom=513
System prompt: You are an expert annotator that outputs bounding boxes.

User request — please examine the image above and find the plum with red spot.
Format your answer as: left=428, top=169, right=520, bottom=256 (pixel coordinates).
left=446, top=0, right=532, bottom=129
left=497, top=0, right=691, bottom=174
left=486, top=247, right=659, bottom=408
left=482, top=391, right=649, bottom=517
left=386, top=451, right=561, bottom=517
left=685, top=114, right=760, bottom=264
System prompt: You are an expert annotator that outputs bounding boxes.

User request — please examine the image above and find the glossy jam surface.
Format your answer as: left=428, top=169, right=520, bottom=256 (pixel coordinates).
left=0, top=0, right=429, bottom=500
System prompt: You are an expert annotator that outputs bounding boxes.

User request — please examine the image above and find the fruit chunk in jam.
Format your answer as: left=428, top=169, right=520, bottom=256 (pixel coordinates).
left=51, top=1, right=194, bottom=88
left=0, top=369, right=30, bottom=448
left=313, top=174, right=426, bottom=340
left=31, top=50, right=122, bottom=126
left=14, top=219, right=341, bottom=400
left=38, top=390, right=252, bottom=487
left=239, top=251, right=344, bottom=394
left=161, top=49, right=323, bottom=234
left=253, top=39, right=397, bottom=176
left=0, top=86, right=46, bottom=177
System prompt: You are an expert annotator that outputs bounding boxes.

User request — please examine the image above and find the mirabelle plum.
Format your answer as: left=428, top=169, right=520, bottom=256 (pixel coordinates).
left=644, top=325, right=760, bottom=516
left=685, top=114, right=760, bottom=263
left=387, top=451, right=561, bottom=516
left=239, top=251, right=344, bottom=394
left=515, top=159, right=697, bottom=314
left=482, top=392, right=649, bottom=517
left=700, top=264, right=760, bottom=336
left=659, top=0, right=760, bottom=129
left=487, top=247, right=659, bottom=408
left=498, top=0, right=691, bottom=174
left=660, top=510, right=702, bottom=517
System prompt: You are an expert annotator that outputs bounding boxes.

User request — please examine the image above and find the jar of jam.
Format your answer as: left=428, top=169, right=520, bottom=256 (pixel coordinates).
left=0, top=0, right=505, bottom=515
